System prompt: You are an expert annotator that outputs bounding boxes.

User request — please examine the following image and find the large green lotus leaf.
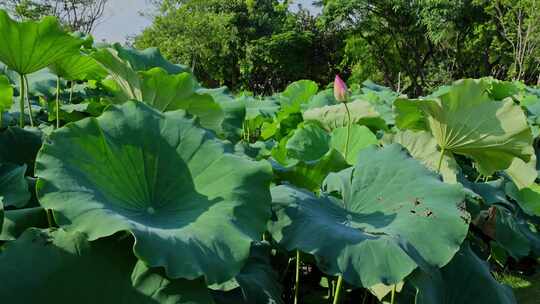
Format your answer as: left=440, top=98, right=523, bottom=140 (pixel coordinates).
left=0, top=10, right=83, bottom=75
left=140, top=68, right=224, bottom=132
left=0, top=126, right=43, bottom=167
left=272, top=149, right=348, bottom=192
left=0, top=228, right=215, bottom=304
left=506, top=182, right=540, bottom=217
left=403, top=243, right=516, bottom=304
left=303, top=100, right=387, bottom=131
left=215, top=97, right=246, bottom=142
left=504, top=155, right=538, bottom=190
left=49, top=53, right=107, bottom=81
left=284, top=123, right=378, bottom=165
left=0, top=74, right=12, bottom=113
left=245, top=97, right=280, bottom=120
left=279, top=79, right=318, bottom=111
left=388, top=130, right=459, bottom=183
left=0, top=207, right=48, bottom=240
left=0, top=163, right=30, bottom=208
left=35, top=101, right=272, bottom=284
left=269, top=144, right=469, bottom=287
left=302, top=88, right=335, bottom=110
left=461, top=178, right=510, bottom=206
left=393, top=98, right=428, bottom=131
left=330, top=125, right=378, bottom=164
left=92, top=47, right=143, bottom=100
left=93, top=49, right=223, bottom=132
left=109, top=43, right=189, bottom=74
left=285, top=123, right=330, bottom=162
left=210, top=242, right=284, bottom=304
left=412, top=79, right=533, bottom=176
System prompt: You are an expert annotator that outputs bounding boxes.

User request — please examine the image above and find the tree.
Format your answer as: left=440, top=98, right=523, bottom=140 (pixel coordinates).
left=0, top=0, right=108, bottom=33
left=135, top=0, right=344, bottom=93
left=486, top=0, right=540, bottom=82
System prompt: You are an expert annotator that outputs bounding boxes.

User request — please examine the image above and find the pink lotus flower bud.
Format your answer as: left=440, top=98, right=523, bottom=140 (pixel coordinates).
left=334, top=75, right=348, bottom=103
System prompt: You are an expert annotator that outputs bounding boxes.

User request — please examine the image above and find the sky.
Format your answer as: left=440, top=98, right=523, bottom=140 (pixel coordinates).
left=92, top=0, right=320, bottom=43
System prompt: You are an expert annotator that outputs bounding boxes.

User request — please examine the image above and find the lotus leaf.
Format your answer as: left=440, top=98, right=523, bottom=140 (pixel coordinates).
left=0, top=10, right=82, bottom=75
left=403, top=243, right=516, bottom=304
left=35, top=101, right=272, bottom=284
left=395, top=79, right=534, bottom=176
left=389, top=130, right=459, bottom=183
left=269, top=144, right=469, bottom=287
left=0, top=207, right=48, bottom=240
left=279, top=80, right=318, bottom=111
left=303, top=100, right=387, bottom=131
left=504, top=156, right=538, bottom=190
left=109, top=43, right=190, bottom=74
left=284, top=123, right=378, bottom=165
left=506, top=182, right=540, bottom=217
left=210, top=242, right=284, bottom=304
left=0, top=228, right=215, bottom=304
left=0, top=126, right=43, bottom=167
left=330, top=125, right=378, bottom=164
left=0, top=163, right=30, bottom=208
left=271, top=149, right=348, bottom=192
left=49, top=53, right=107, bottom=81
left=0, top=74, right=12, bottom=115
left=285, top=123, right=331, bottom=162
left=93, top=48, right=224, bottom=132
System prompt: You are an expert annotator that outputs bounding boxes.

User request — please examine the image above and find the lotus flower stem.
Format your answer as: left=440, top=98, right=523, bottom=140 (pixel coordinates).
left=294, top=250, right=301, bottom=304
left=343, top=101, right=352, bottom=160
left=436, top=148, right=445, bottom=173
left=56, top=76, right=60, bottom=129
left=18, top=74, right=25, bottom=128
left=24, top=75, right=34, bottom=127
left=333, top=275, right=344, bottom=304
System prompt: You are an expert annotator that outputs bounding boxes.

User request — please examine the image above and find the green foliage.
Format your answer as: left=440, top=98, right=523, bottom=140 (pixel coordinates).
left=35, top=101, right=272, bottom=284
left=269, top=144, right=469, bottom=287
left=0, top=10, right=82, bottom=75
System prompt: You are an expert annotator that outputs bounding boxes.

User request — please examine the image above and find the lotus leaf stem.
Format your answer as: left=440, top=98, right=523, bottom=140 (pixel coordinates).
left=390, top=284, right=396, bottom=304
left=436, top=147, right=445, bottom=173
left=343, top=101, right=352, bottom=160
left=333, top=275, right=344, bottom=304
left=23, top=75, right=34, bottom=127
left=294, top=250, right=301, bottom=304
left=18, top=74, right=25, bottom=128
left=56, top=76, right=60, bottom=129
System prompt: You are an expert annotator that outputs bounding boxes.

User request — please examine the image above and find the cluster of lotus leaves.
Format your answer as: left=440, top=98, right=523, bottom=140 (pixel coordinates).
left=35, top=101, right=273, bottom=284
left=269, top=144, right=470, bottom=287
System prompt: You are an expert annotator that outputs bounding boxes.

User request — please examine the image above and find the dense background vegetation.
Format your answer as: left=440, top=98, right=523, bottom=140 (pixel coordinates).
left=2, top=0, right=539, bottom=95
left=136, top=0, right=540, bottom=96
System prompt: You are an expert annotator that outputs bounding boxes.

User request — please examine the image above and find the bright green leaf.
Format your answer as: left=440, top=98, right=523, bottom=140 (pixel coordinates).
left=388, top=130, right=459, bottom=183
left=0, top=10, right=82, bottom=75
left=303, top=100, right=387, bottom=131
left=36, top=101, right=272, bottom=284
left=330, top=125, right=378, bottom=164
